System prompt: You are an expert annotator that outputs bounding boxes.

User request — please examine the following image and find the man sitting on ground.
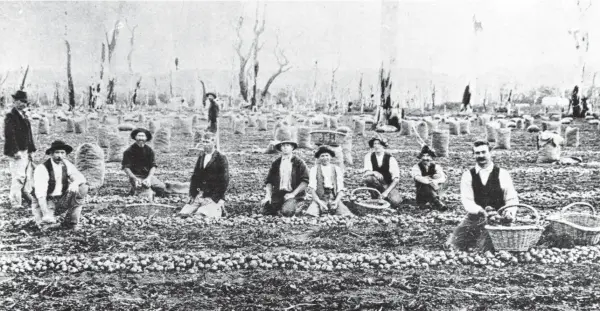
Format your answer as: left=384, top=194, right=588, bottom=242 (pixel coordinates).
left=31, top=140, right=88, bottom=231
left=179, top=133, right=229, bottom=218
left=305, top=145, right=353, bottom=217
left=362, top=136, right=402, bottom=208
left=448, top=140, right=518, bottom=251
left=410, top=145, right=447, bottom=210
left=122, top=128, right=166, bottom=197
left=261, top=134, right=309, bottom=217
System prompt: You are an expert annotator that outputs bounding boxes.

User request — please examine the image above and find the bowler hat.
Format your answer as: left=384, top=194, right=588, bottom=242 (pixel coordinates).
left=45, top=140, right=73, bottom=155
left=417, top=145, right=437, bottom=159
left=368, top=136, right=388, bottom=148
left=11, top=90, right=28, bottom=103
left=130, top=128, right=153, bottom=142
left=206, top=92, right=217, bottom=99
left=314, top=145, right=335, bottom=158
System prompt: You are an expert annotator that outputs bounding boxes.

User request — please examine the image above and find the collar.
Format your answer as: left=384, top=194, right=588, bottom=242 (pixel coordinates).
left=205, top=150, right=215, bottom=158
left=475, top=162, right=494, bottom=174
left=281, top=154, right=293, bottom=161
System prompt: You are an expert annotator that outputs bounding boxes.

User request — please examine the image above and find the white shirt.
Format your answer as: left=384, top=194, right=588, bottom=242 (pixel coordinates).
left=203, top=151, right=214, bottom=168
left=279, top=155, right=293, bottom=192
left=410, top=163, right=447, bottom=184
left=460, top=162, right=518, bottom=214
left=308, top=164, right=345, bottom=193
left=34, top=159, right=86, bottom=198
left=363, top=152, right=400, bottom=181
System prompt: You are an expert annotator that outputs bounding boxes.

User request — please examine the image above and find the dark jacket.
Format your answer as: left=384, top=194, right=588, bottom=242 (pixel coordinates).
left=265, top=155, right=309, bottom=198
left=122, top=143, right=157, bottom=178
left=208, top=99, right=219, bottom=123
left=190, top=150, right=229, bottom=203
left=4, top=107, right=36, bottom=156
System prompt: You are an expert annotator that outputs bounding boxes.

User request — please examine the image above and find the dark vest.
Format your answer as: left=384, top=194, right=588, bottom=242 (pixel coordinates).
left=470, top=166, right=505, bottom=210
left=44, top=159, right=69, bottom=196
left=371, top=153, right=392, bottom=184
left=415, top=162, right=437, bottom=187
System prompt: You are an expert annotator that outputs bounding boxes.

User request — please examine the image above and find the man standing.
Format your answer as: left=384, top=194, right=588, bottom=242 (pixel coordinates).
left=305, top=145, right=353, bottom=217
left=410, top=145, right=447, bottom=210
left=122, top=128, right=166, bottom=197
left=261, top=134, right=309, bottom=217
left=448, top=140, right=518, bottom=251
left=4, top=90, right=36, bottom=208
left=207, top=93, right=219, bottom=133
left=362, top=136, right=402, bottom=208
left=179, top=133, right=229, bottom=218
left=31, top=140, right=88, bottom=231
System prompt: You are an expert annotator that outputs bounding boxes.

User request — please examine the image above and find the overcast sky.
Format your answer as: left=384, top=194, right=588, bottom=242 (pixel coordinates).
left=0, top=0, right=598, bottom=88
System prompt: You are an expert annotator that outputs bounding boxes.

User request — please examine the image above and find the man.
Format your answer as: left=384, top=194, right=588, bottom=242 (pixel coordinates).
left=207, top=93, right=219, bottom=133
left=179, top=133, right=229, bottom=218
left=362, top=136, right=402, bottom=208
left=410, top=145, right=447, bottom=210
left=122, top=128, right=166, bottom=197
left=448, top=140, right=518, bottom=251
left=4, top=90, right=36, bottom=208
left=31, top=140, right=88, bottom=231
left=261, top=135, right=309, bottom=217
left=305, top=145, right=353, bottom=217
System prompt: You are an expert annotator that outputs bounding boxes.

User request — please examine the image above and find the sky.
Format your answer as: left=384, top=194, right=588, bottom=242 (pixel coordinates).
left=0, top=0, right=598, bottom=96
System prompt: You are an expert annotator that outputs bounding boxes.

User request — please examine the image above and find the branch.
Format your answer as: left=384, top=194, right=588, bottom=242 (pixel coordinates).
left=0, top=72, right=9, bottom=87
left=261, top=35, right=291, bottom=98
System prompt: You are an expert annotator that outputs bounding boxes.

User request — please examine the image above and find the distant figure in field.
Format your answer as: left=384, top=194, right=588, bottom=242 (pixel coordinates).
left=179, top=133, right=229, bottom=219
left=207, top=93, right=219, bottom=133
left=4, top=90, right=36, bottom=209
left=122, top=128, right=166, bottom=197
left=261, top=133, right=309, bottom=217
left=31, top=140, right=88, bottom=231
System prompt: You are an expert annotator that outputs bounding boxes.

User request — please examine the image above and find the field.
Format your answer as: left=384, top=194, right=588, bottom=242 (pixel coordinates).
left=1, top=108, right=600, bottom=310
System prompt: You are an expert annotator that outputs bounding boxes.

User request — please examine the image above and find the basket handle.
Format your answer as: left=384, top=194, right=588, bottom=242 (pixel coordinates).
left=351, top=187, right=382, bottom=199
left=497, top=204, right=540, bottom=225
left=561, top=202, right=595, bottom=215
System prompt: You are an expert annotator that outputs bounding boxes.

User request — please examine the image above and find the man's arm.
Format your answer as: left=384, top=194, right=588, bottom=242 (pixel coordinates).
left=210, top=155, right=229, bottom=202
left=189, top=155, right=203, bottom=198
left=145, top=148, right=158, bottom=179
left=289, top=159, right=309, bottom=197
left=411, top=164, right=430, bottom=184
left=66, top=161, right=86, bottom=187
left=33, top=165, right=49, bottom=201
left=363, top=153, right=373, bottom=173
left=4, top=116, right=19, bottom=157
left=460, top=171, right=483, bottom=214
left=382, top=157, right=401, bottom=196
left=431, top=164, right=447, bottom=184
left=334, top=166, right=345, bottom=203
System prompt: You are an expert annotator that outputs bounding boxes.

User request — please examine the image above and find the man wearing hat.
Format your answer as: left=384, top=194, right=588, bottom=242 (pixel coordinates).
left=261, top=134, right=309, bottom=217
left=207, top=93, right=219, bottom=133
left=305, top=145, right=353, bottom=217
left=122, top=128, right=166, bottom=197
left=4, top=90, right=36, bottom=209
left=362, top=136, right=402, bottom=208
left=179, top=133, right=229, bottom=218
left=31, top=140, right=88, bottom=230
left=410, top=145, right=447, bottom=210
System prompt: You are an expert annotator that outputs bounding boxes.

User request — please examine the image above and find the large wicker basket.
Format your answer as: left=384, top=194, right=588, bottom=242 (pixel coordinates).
left=349, top=187, right=393, bottom=216
left=309, top=130, right=347, bottom=147
left=547, top=202, right=600, bottom=246
left=485, top=204, right=544, bottom=252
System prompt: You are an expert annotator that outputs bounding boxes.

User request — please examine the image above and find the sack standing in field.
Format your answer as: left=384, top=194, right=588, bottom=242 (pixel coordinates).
left=416, top=121, right=428, bottom=141
left=564, top=126, right=579, bottom=147
left=431, top=130, right=450, bottom=157
left=107, top=133, right=126, bottom=162
left=337, top=126, right=354, bottom=166
left=38, top=117, right=50, bottom=134
left=153, top=127, right=171, bottom=153
left=75, top=143, right=105, bottom=189
left=122, top=128, right=166, bottom=198
left=537, top=131, right=564, bottom=163
left=495, top=128, right=512, bottom=150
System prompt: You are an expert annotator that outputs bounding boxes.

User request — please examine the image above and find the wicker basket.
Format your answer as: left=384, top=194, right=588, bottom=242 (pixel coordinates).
left=485, top=204, right=544, bottom=251
left=123, top=203, right=178, bottom=217
left=547, top=202, right=600, bottom=246
left=309, top=130, right=347, bottom=147
left=349, top=187, right=393, bottom=216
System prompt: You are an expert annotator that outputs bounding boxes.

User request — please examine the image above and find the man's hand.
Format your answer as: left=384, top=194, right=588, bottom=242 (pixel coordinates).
left=430, top=181, right=440, bottom=191
left=380, top=190, right=390, bottom=199
left=317, top=200, right=329, bottom=213
left=283, top=193, right=295, bottom=201
left=142, top=178, right=151, bottom=187
left=503, top=208, right=517, bottom=221
left=68, top=183, right=80, bottom=193
left=260, top=197, right=271, bottom=207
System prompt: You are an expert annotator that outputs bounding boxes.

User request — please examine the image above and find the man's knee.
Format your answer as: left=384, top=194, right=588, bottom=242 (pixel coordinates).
left=77, top=184, right=89, bottom=199
left=280, top=200, right=297, bottom=217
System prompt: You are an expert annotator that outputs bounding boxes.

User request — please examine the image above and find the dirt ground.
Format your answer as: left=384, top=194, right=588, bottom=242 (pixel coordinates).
left=1, top=109, right=600, bottom=310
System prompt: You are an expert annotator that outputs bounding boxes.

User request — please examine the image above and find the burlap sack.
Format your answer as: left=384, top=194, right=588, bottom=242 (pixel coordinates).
left=153, top=127, right=171, bottom=153
left=75, top=143, right=105, bottom=189
left=432, top=130, right=450, bottom=157
left=565, top=126, right=579, bottom=147
left=495, top=128, right=512, bottom=150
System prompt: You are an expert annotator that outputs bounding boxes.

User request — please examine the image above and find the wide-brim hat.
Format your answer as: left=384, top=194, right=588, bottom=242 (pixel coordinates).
left=46, top=140, right=73, bottom=155
left=314, top=145, right=335, bottom=158
left=275, top=140, right=298, bottom=151
left=11, top=90, right=28, bottom=103
left=417, top=145, right=437, bottom=159
left=368, top=136, right=388, bottom=148
left=206, top=92, right=217, bottom=99
left=131, top=128, right=153, bottom=142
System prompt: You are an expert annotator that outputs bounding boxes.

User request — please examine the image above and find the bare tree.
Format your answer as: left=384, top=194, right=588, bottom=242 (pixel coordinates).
left=197, top=75, right=207, bottom=108
left=65, top=41, right=76, bottom=111
left=125, top=21, right=138, bottom=74
left=20, top=65, right=29, bottom=91
left=131, top=77, right=142, bottom=108
left=234, top=6, right=265, bottom=103
left=103, top=20, right=120, bottom=107
left=260, top=33, right=291, bottom=101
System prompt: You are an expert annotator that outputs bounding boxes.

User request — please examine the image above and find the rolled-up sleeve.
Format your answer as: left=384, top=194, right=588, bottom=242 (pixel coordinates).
left=307, top=166, right=317, bottom=190
left=66, top=161, right=86, bottom=186
left=460, top=170, right=481, bottom=214
left=363, top=153, right=372, bottom=171
left=148, top=148, right=157, bottom=168
left=432, top=164, right=447, bottom=183
left=389, top=157, right=400, bottom=180
left=33, top=165, right=49, bottom=199
left=335, top=166, right=345, bottom=193
left=499, top=168, right=519, bottom=206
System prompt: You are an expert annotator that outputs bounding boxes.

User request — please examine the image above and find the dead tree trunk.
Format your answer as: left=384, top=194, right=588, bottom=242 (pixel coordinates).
left=65, top=40, right=76, bottom=111
left=104, top=20, right=120, bottom=107
left=131, top=77, right=142, bottom=107
left=20, top=65, right=29, bottom=91
left=235, top=6, right=265, bottom=103
left=197, top=77, right=207, bottom=108
left=261, top=36, right=291, bottom=104
left=126, top=23, right=137, bottom=74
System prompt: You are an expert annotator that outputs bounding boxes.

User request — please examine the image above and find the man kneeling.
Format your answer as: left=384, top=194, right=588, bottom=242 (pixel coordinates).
left=179, top=134, right=229, bottom=218
left=122, top=128, right=166, bottom=198
left=411, top=145, right=447, bottom=210
left=32, top=141, right=88, bottom=231
left=305, top=146, right=353, bottom=217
